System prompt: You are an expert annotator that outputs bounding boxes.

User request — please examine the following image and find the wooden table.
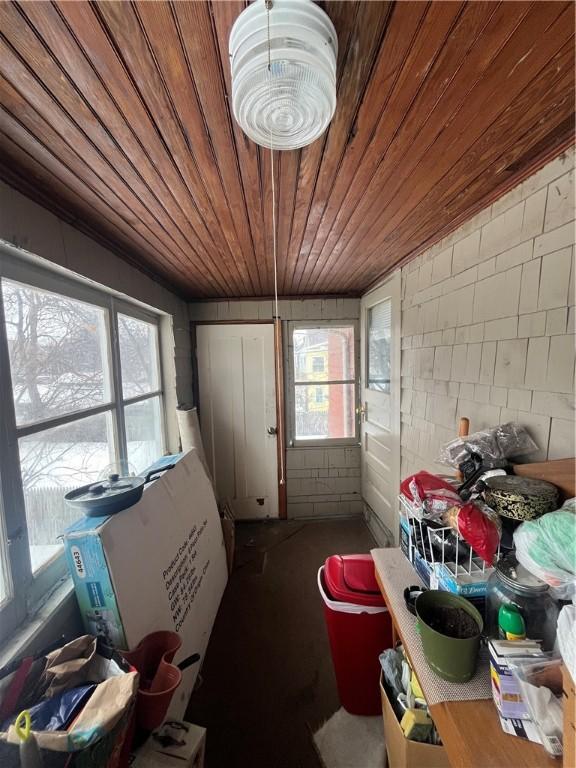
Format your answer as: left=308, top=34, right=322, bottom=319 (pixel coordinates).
left=373, top=548, right=557, bottom=768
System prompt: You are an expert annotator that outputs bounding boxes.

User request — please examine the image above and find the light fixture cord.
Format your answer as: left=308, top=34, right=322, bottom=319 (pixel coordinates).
left=267, top=0, right=284, bottom=488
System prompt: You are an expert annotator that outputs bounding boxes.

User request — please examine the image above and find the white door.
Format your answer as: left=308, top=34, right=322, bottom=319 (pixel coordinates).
left=360, top=271, right=401, bottom=545
left=196, top=324, right=278, bottom=519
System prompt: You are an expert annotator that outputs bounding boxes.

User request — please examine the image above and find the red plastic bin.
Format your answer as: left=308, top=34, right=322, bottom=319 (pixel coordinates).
left=319, top=554, right=392, bottom=715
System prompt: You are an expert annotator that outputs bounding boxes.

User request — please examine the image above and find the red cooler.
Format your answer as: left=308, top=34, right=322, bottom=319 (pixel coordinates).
left=318, top=554, right=392, bottom=715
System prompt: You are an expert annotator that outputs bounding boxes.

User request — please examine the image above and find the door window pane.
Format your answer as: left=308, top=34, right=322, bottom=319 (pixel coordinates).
left=125, top=396, right=163, bottom=474
left=367, top=299, right=391, bottom=393
left=293, top=327, right=354, bottom=382
left=2, top=280, right=111, bottom=425
left=295, top=384, right=355, bottom=439
left=118, top=314, right=159, bottom=398
left=19, top=412, right=115, bottom=573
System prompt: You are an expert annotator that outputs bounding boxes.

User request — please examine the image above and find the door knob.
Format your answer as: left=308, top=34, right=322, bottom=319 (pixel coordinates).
left=356, top=403, right=367, bottom=421
left=267, top=426, right=277, bottom=435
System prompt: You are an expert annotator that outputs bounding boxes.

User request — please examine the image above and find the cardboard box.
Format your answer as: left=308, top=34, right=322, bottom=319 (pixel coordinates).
left=489, top=639, right=545, bottom=720
left=64, top=448, right=228, bottom=720
left=380, top=676, right=450, bottom=768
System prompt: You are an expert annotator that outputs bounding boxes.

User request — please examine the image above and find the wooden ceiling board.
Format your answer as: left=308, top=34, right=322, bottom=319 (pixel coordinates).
left=323, top=1, right=574, bottom=291
left=0, top=0, right=573, bottom=300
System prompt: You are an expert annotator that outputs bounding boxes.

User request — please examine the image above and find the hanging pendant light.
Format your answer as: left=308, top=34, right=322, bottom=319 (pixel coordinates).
left=229, top=0, right=337, bottom=150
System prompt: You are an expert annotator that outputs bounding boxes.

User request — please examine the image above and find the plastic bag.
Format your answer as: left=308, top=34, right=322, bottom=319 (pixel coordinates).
left=513, top=499, right=576, bottom=600
left=508, top=656, right=564, bottom=757
left=437, top=422, right=538, bottom=468
left=400, top=471, right=461, bottom=521
left=443, top=500, right=501, bottom=565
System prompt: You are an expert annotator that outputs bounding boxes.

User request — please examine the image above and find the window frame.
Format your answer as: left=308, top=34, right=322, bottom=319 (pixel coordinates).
left=287, top=320, right=359, bottom=447
left=0, top=248, right=166, bottom=645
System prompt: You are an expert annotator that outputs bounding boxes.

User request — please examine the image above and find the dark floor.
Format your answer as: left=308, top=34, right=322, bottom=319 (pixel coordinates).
left=185, top=518, right=376, bottom=768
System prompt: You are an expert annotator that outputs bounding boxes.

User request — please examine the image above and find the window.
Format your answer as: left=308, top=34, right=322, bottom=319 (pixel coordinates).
left=291, top=324, right=357, bottom=442
left=0, top=255, right=165, bottom=644
left=312, top=356, right=325, bottom=373
left=367, top=299, right=391, bottom=393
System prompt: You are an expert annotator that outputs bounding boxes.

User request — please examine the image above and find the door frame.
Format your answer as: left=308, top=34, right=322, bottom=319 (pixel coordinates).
left=191, top=319, right=287, bottom=519
left=360, top=270, right=401, bottom=543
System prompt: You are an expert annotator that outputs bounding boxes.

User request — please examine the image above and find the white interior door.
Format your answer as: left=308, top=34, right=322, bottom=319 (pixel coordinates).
left=360, top=272, right=401, bottom=545
left=196, top=324, right=278, bottom=519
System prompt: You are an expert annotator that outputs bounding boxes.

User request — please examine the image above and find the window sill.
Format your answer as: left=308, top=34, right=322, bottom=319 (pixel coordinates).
left=290, top=439, right=361, bottom=448
left=0, top=577, right=76, bottom=670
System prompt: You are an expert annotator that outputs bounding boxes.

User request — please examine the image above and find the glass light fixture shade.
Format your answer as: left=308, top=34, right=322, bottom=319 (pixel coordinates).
left=229, top=0, right=337, bottom=150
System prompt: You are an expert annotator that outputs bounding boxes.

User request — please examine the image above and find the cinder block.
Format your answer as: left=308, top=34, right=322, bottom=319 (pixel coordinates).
left=457, top=399, right=501, bottom=431
left=480, top=201, right=524, bottom=259
left=518, top=311, right=546, bottom=338
left=431, top=247, right=452, bottom=284
left=524, top=336, right=549, bottom=390
left=474, top=384, right=491, bottom=403
left=568, top=306, right=575, bottom=333
left=478, top=257, right=496, bottom=281
left=495, top=241, right=533, bottom=273
left=463, top=343, right=482, bottom=383
left=507, top=388, right=532, bottom=412
left=451, top=344, right=468, bottom=382
left=479, top=341, right=497, bottom=384
left=494, top=339, right=528, bottom=388
left=444, top=266, right=478, bottom=294
left=456, top=284, right=475, bottom=326
left=423, top=330, right=443, bottom=347
left=534, top=222, right=575, bottom=258
left=521, top=187, right=547, bottom=241
left=421, top=298, right=439, bottom=332
left=548, top=418, right=576, bottom=460
left=437, top=293, right=458, bottom=330
left=448, top=381, right=460, bottom=398
left=522, top=148, right=574, bottom=197
left=473, top=266, right=521, bottom=322
left=491, top=185, right=524, bottom=218
left=484, top=317, right=518, bottom=342
left=416, top=347, right=435, bottom=379
left=544, top=170, right=575, bottom=232
left=433, top=346, right=453, bottom=381
left=546, top=334, right=575, bottom=393
left=405, top=269, right=419, bottom=298
left=545, top=307, right=568, bottom=335
left=500, top=409, right=551, bottom=461
left=519, top=258, right=542, bottom=314
left=452, top=230, right=481, bottom=274
left=538, top=248, right=572, bottom=310
left=401, top=388, right=413, bottom=414
left=418, top=258, right=434, bottom=291
left=489, top=386, right=508, bottom=407
left=413, top=390, right=427, bottom=419
left=531, top=391, right=575, bottom=420
left=425, top=393, right=457, bottom=428
left=441, top=328, right=455, bottom=345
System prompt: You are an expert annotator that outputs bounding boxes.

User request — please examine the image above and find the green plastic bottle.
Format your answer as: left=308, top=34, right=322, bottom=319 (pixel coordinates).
left=498, top=604, right=526, bottom=641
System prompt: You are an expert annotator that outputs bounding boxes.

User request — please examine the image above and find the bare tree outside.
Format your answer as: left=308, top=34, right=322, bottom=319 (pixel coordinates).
left=1, top=282, right=162, bottom=572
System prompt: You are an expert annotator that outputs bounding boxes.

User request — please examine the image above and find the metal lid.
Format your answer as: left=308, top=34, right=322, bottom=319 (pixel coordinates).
left=495, top=554, right=549, bottom=594
left=486, top=475, right=558, bottom=498
left=67, top=474, right=143, bottom=503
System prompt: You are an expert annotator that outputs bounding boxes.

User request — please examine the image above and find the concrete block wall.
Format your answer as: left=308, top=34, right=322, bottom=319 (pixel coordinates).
left=0, top=180, right=193, bottom=453
left=189, top=298, right=362, bottom=518
left=400, top=149, right=575, bottom=478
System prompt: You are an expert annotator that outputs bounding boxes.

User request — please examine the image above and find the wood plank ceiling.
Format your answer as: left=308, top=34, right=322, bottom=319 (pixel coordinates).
left=0, top=1, right=574, bottom=299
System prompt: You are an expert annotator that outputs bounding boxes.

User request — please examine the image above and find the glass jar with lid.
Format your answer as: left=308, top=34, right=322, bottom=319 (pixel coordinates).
left=486, top=554, right=559, bottom=650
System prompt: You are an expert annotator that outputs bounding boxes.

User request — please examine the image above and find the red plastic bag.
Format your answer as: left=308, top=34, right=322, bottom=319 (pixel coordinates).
left=400, top=471, right=456, bottom=503
left=455, top=502, right=501, bottom=565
